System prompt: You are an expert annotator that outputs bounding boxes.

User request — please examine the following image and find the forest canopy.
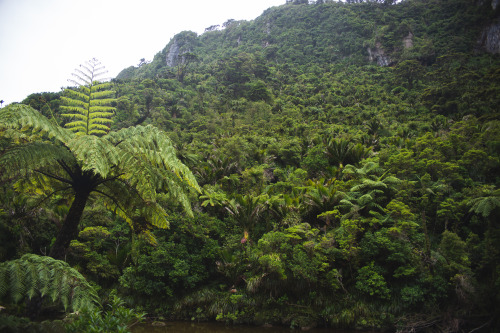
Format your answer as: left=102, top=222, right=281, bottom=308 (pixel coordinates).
left=1, top=0, right=499, bottom=332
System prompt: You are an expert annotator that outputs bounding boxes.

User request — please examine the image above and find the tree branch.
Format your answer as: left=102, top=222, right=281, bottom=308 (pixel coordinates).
left=93, top=173, right=125, bottom=188
left=57, top=159, right=76, bottom=179
left=34, top=170, right=73, bottom=185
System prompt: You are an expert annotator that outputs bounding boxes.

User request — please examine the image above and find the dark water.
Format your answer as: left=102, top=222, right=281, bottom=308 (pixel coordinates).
left=131, top=321, right=367, bottom=333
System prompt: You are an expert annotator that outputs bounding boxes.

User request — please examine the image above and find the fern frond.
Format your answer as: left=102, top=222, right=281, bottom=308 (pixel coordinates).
left=38, top=260, right=52, bottom=297
left=59, top=272, right=71, bottom=310
left=61, top=59, right=115, bottom=136
left=0, top=142, right=74, bottom=180
left=91, top=81, right=113, bottom=91
left=140, top=202, right=170, bottom=229
left=109, top=125, right=201, bottom=192
left=0, top=104, right=72, bottom=143
left=61, top=93, right=89, bottom=105
left=469, top=196, right=500, bottom=217
left=157, top=170, right=194, bottom=216
left=90, top=90, right=115, bottom=99
left=89, top=111, right=115, bottom=119
left=50, top=264, right=63, bottom=302
left=0, top=267, right=6, bottom=298
left=90, top=98, right=116, bottom=106
left=64, top=120, right=87, bottom=127
left=69, top=58, right=108, bottom=85
left=97, top=177, right=170, bottom=231
left=90, top=124, right=112, bottom=132
left=25, top=259, right=39, bottom=300
left=9, top=261, right=24, bottom=303
left=64, top=123, right=87, bottom=135
left=89, top=121, right=113, bottom=129
left=0, top=254, right=99, bottom=312
left=101, top=125, right=201, bottom=220
left=66, top=135, right=119, bottom=178
left=72, top=69, right=92, bottom=85
left=61, top=112, right=88, bottom=120
left=61, top=107, right=88, bottom=117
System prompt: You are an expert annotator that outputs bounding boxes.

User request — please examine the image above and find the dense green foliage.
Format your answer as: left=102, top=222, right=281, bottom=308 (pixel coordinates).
left=0, top=254, right=99, bottom=311
left=65, top=292, right=145, bottom=333
left=1, top=0, right=500, bottom=331
left=0, top=78, right=200, bottom=260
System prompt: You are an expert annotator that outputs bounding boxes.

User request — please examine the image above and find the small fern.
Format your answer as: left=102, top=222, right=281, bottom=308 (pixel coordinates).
left=0, top=254, right=99, bottom=312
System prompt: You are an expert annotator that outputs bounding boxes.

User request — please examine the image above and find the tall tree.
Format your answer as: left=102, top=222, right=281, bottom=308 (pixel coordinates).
left=0, top=59, right=200, bottom=260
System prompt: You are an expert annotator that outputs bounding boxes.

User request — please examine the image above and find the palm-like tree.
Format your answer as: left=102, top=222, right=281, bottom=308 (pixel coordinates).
left=324, top=137, right=372, bottom=167
left=194, top=153, right=239, bottom=186
left=339, top=162, right=401, bottom=220
left=0, top=59, right=200, bottom=259
left=302, top=178, right=342, bottom=226
left=224, top=194, right=268, bottom=240
left=339, top=189, right=385, bottom=220
left=468, top=187, right=500, bottom=219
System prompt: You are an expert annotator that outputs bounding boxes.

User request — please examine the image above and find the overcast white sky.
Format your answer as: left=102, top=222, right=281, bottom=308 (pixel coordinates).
left=0, top=0, right=285, bottom=105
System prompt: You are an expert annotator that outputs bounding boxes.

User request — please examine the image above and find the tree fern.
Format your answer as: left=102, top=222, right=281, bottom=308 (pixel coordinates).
left=0, top=103, right=71, bottom=143
left=0, top=62, right=200, bottom=260
left=468, top=188, right=500, bottom=218
left=0, top=254, right=99, bottom=312
left=1, top=142, right=75, bottom=179
left=61, top=58, right=115, bottom=136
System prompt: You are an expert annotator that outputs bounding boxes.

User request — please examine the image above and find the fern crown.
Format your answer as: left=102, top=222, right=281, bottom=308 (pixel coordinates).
left=61, top=58, right=116, bottom=136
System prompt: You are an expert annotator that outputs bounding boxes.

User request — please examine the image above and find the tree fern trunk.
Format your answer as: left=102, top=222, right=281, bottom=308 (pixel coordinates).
left=25, top=293, right=43, bottom=320
left=49, top=189, right=90, bottom=260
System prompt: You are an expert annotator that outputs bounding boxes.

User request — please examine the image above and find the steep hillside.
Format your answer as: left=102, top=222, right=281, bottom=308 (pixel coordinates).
left=117, top=0, right=495, bottom=80
left=5, top=0, right=500, bottom=331
left=97, top=1, right=500, bottom=328
left=112, top=1, right=500, bottom=329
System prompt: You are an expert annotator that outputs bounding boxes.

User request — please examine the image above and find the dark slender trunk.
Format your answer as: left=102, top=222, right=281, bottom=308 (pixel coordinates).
left=28, top=188, right=89, bottom=319
left=28, top=171, right=94, bottom=319
left=27, top=190, right=90, bottom=319
left=49, top=189, right=91, bottom=260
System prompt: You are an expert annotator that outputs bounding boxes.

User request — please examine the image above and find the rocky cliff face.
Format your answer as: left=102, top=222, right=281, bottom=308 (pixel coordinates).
left=367, top=42, right=391, bottom=66
left=403, top=32, right=414, bottom=49
left=475, top=0, right=500, bottom=54
left=165, top=39, right=180, bottom=67
left=479, top=18, right=500, bottom=54
left=163, top=32, right=197, bottom=68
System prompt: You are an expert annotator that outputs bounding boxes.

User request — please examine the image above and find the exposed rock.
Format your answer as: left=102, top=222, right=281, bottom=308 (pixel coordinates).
left=165, top=39, right=180, bottom=67
left=479, top=18, right=500, bottom=54
left=265, top=21, right=272, bottom=35
left=403, top=31, right=414, bottom=49
left=164, top=34, right=196, bottom=68
left=367, top=42, right=391, bottom=66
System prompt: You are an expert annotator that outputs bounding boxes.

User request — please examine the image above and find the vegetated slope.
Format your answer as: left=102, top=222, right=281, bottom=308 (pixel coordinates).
left=114, top=0, right=498, bottom=129
left=118, top=0, right=492, bottom=76
left=110, top=1, right=500, bottom=330
left=9, top=0, right=500, bottom=331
